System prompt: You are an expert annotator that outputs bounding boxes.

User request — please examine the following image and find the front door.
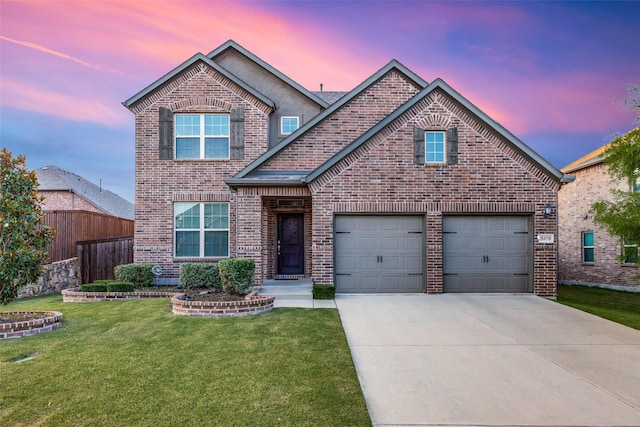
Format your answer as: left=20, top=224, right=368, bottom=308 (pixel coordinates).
left=277, top=214, right=305, bottom=275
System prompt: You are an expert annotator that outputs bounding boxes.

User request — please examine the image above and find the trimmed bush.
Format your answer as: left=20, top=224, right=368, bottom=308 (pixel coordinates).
left=179, top=263, right=221, bottom=290
left=114, top=264, right=154, bottom=288
left=106, top=282, right=135, bottom=292
left=80, top=283, right=108, bottom=292
left=313, top=284, right=336, bottom=300
left=218, top=258, right=255, bottom=295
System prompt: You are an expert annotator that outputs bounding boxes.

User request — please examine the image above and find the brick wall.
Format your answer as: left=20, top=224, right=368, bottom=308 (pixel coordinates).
left=40, top=190, right=104, bottom=214
left=308, top=89, right=560, bottom=295
left=558, top=163, right=639, bottom=287
left=130, top=62, right=271, bottom=280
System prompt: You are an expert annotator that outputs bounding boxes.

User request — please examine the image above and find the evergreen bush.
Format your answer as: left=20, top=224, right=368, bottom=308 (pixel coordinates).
left=114, top=264, right=154, bottom=288
left=218, top=259, right=255, bottom=295
left=106, top=282, right=136, bottom=292
left=179, top=263, right=221, bottom=290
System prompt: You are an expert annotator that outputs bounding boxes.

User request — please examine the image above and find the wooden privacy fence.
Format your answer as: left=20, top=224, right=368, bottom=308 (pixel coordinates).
left=44, top=210, right=134, bottom=263
left=77, top=236, right=134, bottom=284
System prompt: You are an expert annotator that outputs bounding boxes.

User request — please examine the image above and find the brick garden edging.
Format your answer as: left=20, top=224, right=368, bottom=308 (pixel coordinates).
left=0, top=311, right=63, bottom=339
left=62, top=288, right=275, bottom=318
left=62, top=288, right=178, bottom=302
left=171, top=292, right=275, bottom=317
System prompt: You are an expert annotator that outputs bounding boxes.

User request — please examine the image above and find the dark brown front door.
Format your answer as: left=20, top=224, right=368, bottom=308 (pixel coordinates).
left=277, top=214, right=304, bottom=275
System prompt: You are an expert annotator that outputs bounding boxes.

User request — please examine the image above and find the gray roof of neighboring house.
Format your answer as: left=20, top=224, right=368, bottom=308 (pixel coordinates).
left=35, top=165, right=134, bottom=220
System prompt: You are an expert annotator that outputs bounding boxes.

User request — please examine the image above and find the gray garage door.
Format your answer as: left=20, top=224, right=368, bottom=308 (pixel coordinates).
left=443, top=216, right=532, bottom=293
left=335, top=215, right=423, bottom=293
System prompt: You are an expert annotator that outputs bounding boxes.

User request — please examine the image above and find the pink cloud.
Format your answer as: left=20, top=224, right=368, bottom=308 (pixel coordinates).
left=0, top=77, right=130, bottom=126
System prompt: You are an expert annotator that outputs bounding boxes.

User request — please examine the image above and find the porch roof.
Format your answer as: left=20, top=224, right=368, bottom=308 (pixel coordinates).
left=225, top=170, right=310, bottom=187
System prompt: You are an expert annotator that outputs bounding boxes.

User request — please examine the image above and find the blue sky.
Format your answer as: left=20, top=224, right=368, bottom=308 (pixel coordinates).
left=1, top=1, right=639, bottom=202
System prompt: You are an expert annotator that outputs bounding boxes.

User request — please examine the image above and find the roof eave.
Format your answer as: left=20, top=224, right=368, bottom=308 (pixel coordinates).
left=208, top=40, right=329, bottom=109
left=122, top=52, right=275, bottom=110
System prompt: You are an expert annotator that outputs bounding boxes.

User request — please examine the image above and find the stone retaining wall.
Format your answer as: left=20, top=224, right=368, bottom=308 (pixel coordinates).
left=18, top=258, right=80, bottom=298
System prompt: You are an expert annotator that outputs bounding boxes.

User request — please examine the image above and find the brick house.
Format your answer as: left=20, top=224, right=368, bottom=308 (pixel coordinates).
left=558, top=132, right=640, bottom=289
left=35, top=165, right=134, bottom=220
left=123, top=40, right=570, bottom=296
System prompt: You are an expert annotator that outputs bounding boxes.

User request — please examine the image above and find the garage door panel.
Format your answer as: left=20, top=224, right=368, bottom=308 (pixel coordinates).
left=335, top=215, right=424, bottom=293
left=443, top=216, right=532, bottom=293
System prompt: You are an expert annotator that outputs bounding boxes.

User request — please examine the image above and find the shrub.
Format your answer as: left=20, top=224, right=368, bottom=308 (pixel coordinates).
left=179, top=263, right=221, bottom=290
left=81, top=283, right=108, bottom=292
left=114, top=264, right=154, bottom=288
left=313, top=284, right=336, bottom=300
left=106, top=282, right=136, bottom=292
left=218, top=259, right=255, bottom=295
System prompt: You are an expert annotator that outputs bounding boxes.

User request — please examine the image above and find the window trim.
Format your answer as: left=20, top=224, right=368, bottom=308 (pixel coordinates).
left=174, top=113, right=230, bottom=160
left=280, top=116, right=299, bottom=135
left=622, top=238, right=639, bottom=265
left=582, top=231, right=595, bottom=263
left=425, top=130, right=447, bottom=164
left=174, top=202, right=230, bottom=258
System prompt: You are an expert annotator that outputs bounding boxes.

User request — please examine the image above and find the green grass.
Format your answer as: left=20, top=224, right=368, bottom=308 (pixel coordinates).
left=0, top=296, right=370, bottom=426
left=557, top=284, right=640, bottom=330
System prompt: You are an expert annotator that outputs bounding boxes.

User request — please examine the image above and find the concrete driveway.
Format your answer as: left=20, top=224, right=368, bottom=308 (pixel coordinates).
left=336, top=294, right=640, bottom=427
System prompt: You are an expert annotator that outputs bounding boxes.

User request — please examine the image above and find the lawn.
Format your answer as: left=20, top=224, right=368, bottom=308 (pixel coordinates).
left=0, top=295, right=370, bottom=427
left=557, top=284, right=640, bottom=330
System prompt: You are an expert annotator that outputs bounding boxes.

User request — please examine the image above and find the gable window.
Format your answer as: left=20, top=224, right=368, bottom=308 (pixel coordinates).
left=281, top=116, right=299, bottom=135
left=582, top=231, right=594, bottom=263
left=175, top=114, right=229, bottom=159
left=175, top=202, right=229, bottom=257
left=622, top=238, right=639, bottom=264
left=425, top=131, right=446, bottom=163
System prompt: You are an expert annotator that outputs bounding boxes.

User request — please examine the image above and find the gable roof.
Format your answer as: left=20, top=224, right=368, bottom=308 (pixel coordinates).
left=226, top=59, right=428, bottom=186
left=35, top=165, right=134, bottom=220
left=122, top=52, right=275, bottom=110
left=307, top=78, right=566, bottom=184
left=207, top=40, right=330, bottom=109
left=561, top=144, right=609, bottom=173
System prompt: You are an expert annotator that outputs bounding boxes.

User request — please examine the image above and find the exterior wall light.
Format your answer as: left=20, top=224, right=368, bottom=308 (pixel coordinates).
left=543, top=203, right=553, bottom=219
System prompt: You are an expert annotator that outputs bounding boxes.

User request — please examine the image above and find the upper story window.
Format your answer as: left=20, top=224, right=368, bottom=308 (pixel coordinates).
left=425, top=131, right=446, bottom=163
left=174, top=202, right=229, bottom=258
left=175, top=114, right=229, bottom=159
left=281, top=116, right=299, bottom=135
left=582, top=231, right=594, bottom=263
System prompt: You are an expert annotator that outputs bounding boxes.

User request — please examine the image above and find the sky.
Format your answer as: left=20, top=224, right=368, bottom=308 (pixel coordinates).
left=1, top=0, right=639, bottom=203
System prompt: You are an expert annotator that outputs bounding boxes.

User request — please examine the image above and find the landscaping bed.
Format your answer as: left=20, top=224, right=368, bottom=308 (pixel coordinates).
left=0, top=310, right=63, bottom=339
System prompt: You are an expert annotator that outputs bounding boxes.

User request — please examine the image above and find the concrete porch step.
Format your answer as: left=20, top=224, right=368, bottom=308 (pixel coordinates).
left=259, top=279, right=314, bottom=308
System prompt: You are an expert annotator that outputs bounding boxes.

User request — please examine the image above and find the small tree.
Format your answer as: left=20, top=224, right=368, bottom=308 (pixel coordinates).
left=591, top=85, right=640, bottom=264
left=0, top=149, right=55, bottom=304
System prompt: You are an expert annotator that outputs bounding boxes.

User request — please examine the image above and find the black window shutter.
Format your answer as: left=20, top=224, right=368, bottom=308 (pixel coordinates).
left=158, top=107, right=173, bottom=160
left=230, top=108, right=245, bottom=160
left=413, top=127, right=425, bottom=164
left=447, top=126, right=459, bottom=165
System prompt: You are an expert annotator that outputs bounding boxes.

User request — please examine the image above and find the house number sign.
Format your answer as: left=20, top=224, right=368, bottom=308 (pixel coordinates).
left=537, top=234, right=554, bottom=244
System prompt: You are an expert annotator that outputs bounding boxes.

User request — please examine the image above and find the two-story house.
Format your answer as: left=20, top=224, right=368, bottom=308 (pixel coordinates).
left=558, top=130, right=640, bottom=289
left=123, top=40, right=570, bottom=296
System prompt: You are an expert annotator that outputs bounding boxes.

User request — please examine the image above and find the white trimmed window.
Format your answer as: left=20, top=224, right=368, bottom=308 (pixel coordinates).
left=174, top=203, right=229, bottom=257
left=281, top=116, right=299, bottom=135
left=175, top=114, right=229, bottom=159
left=425, top=131, right=446, bottom=163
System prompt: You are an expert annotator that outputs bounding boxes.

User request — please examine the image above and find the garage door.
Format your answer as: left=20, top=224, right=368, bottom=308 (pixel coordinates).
left=335, top=216, right=423, bottom=293
left=443, top=216, right=532, bottom=293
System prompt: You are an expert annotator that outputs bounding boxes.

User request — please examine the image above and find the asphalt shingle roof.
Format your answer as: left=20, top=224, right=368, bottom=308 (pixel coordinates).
left=35, top=165, right=134, bottom=220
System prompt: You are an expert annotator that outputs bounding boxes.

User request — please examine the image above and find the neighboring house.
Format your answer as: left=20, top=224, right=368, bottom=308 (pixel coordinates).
left=123, top=40, right=570, bottom=296
left=558, top=132, right=640, bottom=289
left=35, top=165, right=134, bottom=220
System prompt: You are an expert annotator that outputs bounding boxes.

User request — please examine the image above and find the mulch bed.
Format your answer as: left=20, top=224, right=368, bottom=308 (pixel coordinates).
left=0, top=311, right=52, bottom=323
left=137, top=287, right=246, bottom=302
